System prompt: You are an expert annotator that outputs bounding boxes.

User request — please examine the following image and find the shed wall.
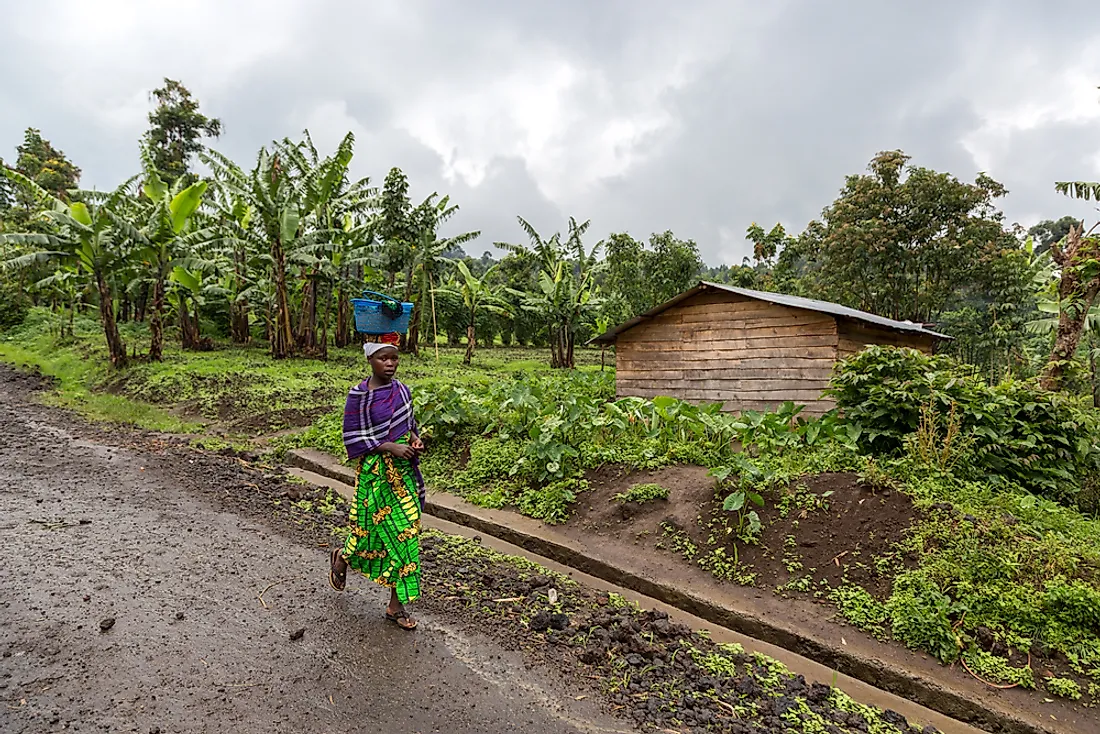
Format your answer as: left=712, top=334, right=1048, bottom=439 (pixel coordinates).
left=614, top=292, right=840, bottom=415
left=836, top=319, right=936, bottom=359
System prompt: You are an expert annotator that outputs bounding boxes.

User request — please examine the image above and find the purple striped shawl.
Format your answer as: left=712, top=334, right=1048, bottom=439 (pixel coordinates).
left=342, top=379, right=425, bottom=498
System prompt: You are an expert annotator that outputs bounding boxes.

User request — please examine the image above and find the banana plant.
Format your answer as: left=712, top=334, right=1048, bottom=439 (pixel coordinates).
left=500, top=216, right=603, bottom=368
left=435, top=260, right=511, bottom=365
left=122, top=145, right=210, bottom=359
left=0, top=167, right=136, bottom=366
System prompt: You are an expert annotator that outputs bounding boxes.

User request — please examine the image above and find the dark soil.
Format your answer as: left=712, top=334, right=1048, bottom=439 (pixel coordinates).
left=575, top=465, right=918, bottom=597
left=732, top=473, right=919, bottom=595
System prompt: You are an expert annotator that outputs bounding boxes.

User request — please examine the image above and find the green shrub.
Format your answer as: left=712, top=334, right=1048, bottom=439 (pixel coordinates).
left=614, top=482, right=670, bottom=503
left=517, top=478, right=587, bottom=524
left=828, top=345, right=1096, bottom=504
left=0, top=273, right=29, bottom=332
left=885, top=576, right=963, bottom=663
left=1044, top=676, right=1083, bottom=700
left=829, top=584, right=889, bottom=637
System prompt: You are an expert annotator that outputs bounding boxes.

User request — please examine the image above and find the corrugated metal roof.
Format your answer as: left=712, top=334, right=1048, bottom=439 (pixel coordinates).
left=589, top=281, right=951, bottom=344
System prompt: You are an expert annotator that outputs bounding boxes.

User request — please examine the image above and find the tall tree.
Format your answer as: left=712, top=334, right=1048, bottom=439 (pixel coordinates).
left=645, top=230, right=703, bottom=305
left=145, top=79, right=222, bottom=186
left=1029, top=215, right=1083, bottom=255
left=377, top=167, right=417, bottom=290
left=15, top=128, right=81, bottom=199
left=202, top=144, right=307, bottom=359
left=403, top=195, right=480, bottom=355
left=1037, top=176, right=1100, bottom=392
left=803, top=150, right=1013, bottom=323
left=125, top=145, right=210, bottom=359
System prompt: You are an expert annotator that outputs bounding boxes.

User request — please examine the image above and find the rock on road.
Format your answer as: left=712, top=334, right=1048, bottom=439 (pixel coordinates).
left=0, top=369, right=628, bottom=734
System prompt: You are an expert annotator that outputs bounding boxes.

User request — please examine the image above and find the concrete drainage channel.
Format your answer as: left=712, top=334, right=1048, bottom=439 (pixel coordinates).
left=286, top=448, right=1072, bottom=734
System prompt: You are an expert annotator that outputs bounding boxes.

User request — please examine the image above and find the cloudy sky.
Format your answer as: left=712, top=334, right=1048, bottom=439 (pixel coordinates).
left=3, top=0, right=1100, bottom=265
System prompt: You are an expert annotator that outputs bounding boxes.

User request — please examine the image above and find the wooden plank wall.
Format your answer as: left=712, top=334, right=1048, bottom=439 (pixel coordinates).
left=615, top=291, right=840, bottom=415
left=836, top=319, right=936, bottom=360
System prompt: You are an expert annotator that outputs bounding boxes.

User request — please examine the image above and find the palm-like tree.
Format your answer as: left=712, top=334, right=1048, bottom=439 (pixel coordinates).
left=119, top=146, right=210, bottom=359
left=282, top=131, right=376, bottom=358
left=403, top=195, right=480, bottom=355
left=499, top=216, right=602, bottom=368
left=0, top=168, right=136, bottom=366
left=436, top=260, right=510, bottom=364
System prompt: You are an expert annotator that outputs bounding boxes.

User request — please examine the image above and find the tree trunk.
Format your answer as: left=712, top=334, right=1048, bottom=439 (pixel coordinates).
left=464, top=320, right=476, bottom=365
left=318, top=280, right=330, bottom=361
left=404, top=299, right=421, bottom=356
left=549, top=324, right=575, bottom=369
left=297, top=275, right=319, bottom=355
left=229, top=247, right=250, bottom=344
left=178, top=291, right=202, bottom=350
left=271, top=241, right=294, bottom=359
left=1091, top=342, right=1100, bottom=409
left=95, top=273, right=127, bottom=368
left=335, top=287, right=352, bottom=348
left=135, top=282, right=148, bottom=322
left=229, top=298, right=250, bottom=344
left=148, top=279, right=165, bottom=361
left=119, top=296, right=131, bottom=323
left=1041, top=225, right=1100, bottom=392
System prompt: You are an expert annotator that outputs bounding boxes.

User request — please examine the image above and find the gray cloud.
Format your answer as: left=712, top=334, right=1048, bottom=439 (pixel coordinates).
left=3, top=0, right=1098, bottom=264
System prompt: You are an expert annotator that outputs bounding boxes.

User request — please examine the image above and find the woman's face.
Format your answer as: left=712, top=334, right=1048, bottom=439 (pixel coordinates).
left=370, top=347, right=400, bottom=378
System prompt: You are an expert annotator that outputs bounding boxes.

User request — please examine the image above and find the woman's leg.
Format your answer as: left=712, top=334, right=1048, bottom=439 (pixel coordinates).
left=387, top=588, right=416, bottom=629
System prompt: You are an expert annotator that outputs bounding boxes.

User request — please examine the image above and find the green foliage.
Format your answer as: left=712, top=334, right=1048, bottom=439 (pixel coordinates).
left=829, top=584, right=889, bottom=637
left=1044, top=676, right=1083, bottom=700
left=144, top=79, right=222, bottom=185
left=828, top=345, right=1096, bottom=504
left=961, top=648, right=1035, bottom=688
left=500, top=216, right=601, bottom=369
left=614, top=482, right=669, bottom=504
left=804, top=149, right=1017, bottom=323
left=516, top=478, right=587, bottom=524
left=885, top=576, right=964, bottom=663
left=15, top=128, right=80, bottom=201
left=0, top=271, right=29, bottom=330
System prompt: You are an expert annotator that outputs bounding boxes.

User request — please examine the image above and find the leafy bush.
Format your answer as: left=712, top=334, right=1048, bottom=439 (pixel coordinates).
left=0, top=273, right=29, bottom=332
left=828, top=345, right=1097, bottom=504
left=614, top=483, right=669, bottom=503
left=1044, top=677, right=1083, bottom=700
left=517, top=478, right=587, bottom=524
left=885, top=576, right=963, bottom=663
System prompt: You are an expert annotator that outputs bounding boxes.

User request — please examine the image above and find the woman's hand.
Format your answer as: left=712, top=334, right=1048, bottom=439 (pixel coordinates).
left=381, top=442, right=417, bottom=460
left=411, top=435, right=425, bottom=453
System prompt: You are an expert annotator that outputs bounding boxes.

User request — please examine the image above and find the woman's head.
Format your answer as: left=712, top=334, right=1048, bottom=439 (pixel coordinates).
left=364, top=342, right=400, bottom=380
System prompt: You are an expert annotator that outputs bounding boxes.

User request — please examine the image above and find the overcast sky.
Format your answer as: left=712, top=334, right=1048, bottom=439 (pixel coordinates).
left=3, top=0, right=1100, bottom=265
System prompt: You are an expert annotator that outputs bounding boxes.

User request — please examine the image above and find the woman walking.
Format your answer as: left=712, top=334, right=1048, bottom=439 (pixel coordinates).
left=329, top=336, right=426, bottom=630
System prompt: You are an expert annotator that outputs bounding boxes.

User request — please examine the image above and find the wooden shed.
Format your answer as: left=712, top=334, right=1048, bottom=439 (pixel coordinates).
left=590, top=282, right=950, bottom=415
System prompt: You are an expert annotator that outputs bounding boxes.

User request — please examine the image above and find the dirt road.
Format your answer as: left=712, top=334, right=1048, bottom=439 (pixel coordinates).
left=0, top=368, right=626, bottom=734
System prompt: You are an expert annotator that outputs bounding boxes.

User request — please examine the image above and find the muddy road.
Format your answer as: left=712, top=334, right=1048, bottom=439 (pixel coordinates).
left=0, top=368, right=625, bottom=734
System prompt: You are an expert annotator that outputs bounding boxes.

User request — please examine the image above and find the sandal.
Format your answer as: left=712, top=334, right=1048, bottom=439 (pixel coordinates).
left=385, top=609, right=418, bottom=630
left=329, top=549, right=347, bottom=592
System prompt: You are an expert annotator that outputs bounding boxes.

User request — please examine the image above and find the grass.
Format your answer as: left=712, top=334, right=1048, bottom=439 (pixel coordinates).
left=614, top=482, right=670, bottom=503
left=0, top=312, right=203, bottom=433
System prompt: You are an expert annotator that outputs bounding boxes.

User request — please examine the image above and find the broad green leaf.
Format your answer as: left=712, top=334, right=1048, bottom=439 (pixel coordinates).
left=169, top=181, right=207, bottom=234
left=70, top=202, right=92, bottom=227
left=280, top=205, right=300, bottom=244
left=143, top=171, right=168, bottom=203
left=170, top=266, right=201, bottom=292
left=723, top=491, right=746, bottom=512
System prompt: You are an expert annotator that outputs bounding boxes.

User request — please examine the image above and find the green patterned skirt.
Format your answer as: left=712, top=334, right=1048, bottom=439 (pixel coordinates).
left=341, top=438, right=422, bottom=604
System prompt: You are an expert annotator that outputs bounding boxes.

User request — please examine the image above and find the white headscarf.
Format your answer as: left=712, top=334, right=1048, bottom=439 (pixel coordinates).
left=363, top=342, right=398, bottom=360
